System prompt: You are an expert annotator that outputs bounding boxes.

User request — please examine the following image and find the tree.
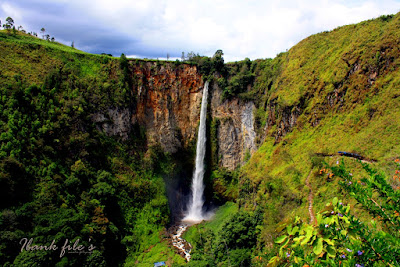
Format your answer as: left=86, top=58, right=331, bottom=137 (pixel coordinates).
left=187, top=51, right=196, bottom=61
left=212, top=49, right=225, bottom=72
left=119, top=53, right=128, bottom=70
left=213, top=49, right=224, bottom=60
left=6, top=17, right=14, bottom=28
left=40, top=27, right=45, bottom=39
left=3, top=17, right=14, bottom=33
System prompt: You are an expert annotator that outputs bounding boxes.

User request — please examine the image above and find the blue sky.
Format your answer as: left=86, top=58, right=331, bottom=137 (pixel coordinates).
left=1, top=0, right=400, bottom=61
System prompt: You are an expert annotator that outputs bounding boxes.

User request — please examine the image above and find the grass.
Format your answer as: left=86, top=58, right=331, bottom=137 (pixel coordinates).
left=0, top=30, right=93, bottom=54
left=235, top=12, right=400, bottom=250
left=127, top=241, right=186, bottom=266
left=129, top=202, right=238, bottom=266
left=0, top=30, right=118, bottom=86
left=183, top=202, right=238, bottom=245
left=261, top=13, right=399, bottom=107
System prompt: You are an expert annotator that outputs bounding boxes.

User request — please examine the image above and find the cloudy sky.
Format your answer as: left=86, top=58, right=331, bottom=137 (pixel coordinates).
left=1, top=0, right=400, bottom=61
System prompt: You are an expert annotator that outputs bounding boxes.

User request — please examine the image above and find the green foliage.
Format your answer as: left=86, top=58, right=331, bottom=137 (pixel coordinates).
left=271, top=161, right=400, bottom=266
left=179, top=50, right=227, bottom=81
left=209, top=117, right=219, bottom=169
left=222, top=58, right=256, bottom=99
left=217, top=211, right=260, bottom=250
left=0, top=30, right=90, bottom=56
left=271, top=198, right=400, bottom=266
left=197, top=57, right=213, bottom=76
left=184, top=202, right=262, bottom=266
left=0, top=37, right=171, bottom=265
left=379, top=14, right=394, bottom=22
left=212, top=49, right=225, bottom=73
left=211, top=168, right=239, bottom=202
left=240, top=14, right=400, bottom=264
left=132, top=242, right=186, bottom=266
left=0, top=157, right=32, bottom=208
left=119, top=53, right=128, bottom=70
left=4, top=17, right=14, bottom=32
left=118, top=53, right=133, bottom=103
left=330, top=161, right=400, bottom=233
left=210, top=56, right=282, bottom=103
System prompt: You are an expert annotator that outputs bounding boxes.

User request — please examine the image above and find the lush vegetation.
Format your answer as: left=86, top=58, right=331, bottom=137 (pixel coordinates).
left=0, top=29, right=177, bottom=266
left=232, top=12, right=400, bottom=267
left=270, top=161, right=400, bottom=266
left=182, top=202, right=263, bottom=266
left=186, top=12, right=400, bottom=266
left=1, top=12, right=400, bottom=266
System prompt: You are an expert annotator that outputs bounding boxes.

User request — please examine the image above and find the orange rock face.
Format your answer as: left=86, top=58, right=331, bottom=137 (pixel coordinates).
left=132, top=61, right=204, bottom=153
left=94, top=60, right=258, bottom=170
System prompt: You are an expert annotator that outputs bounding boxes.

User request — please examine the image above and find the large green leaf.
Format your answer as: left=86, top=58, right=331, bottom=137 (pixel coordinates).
left=313, top=237, right=323, bottom=255
left=323, top=238, right=335, bottom=246
left=327, top=246, right=336, bottom=258
left=289, top=226, right=299, bottom=235
left=267, top=256, right=280, bottom=267
left=332, top=197, right=338, bottom=206
left=275, top=235, right=288, bottom=244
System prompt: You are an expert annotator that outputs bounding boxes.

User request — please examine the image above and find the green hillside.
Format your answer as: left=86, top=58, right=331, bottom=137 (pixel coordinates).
left=242, top=13, right=400, bottom=220
left=185, top=13, right=400, bottom=266
left=1, top=12, right=400, bottom=266
left=0, top=30, right=179, bottom=266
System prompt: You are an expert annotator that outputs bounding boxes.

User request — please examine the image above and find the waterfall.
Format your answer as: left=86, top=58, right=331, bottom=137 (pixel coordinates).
left=184, top=81, right=209, bottom=222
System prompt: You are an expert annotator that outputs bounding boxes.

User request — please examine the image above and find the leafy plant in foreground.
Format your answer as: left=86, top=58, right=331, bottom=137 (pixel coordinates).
left=269, top=161, right=400, bottom=266
left=330, top=160, right=400, bottom=234
left=269, top=197, right=399, bottom=266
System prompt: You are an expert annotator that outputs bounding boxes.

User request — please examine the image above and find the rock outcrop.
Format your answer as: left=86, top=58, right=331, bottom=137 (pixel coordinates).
left=133, top=62, right=204, bottom=153
left=93, top=61, right=258, bottom=170
left=210, top=82, right=257, bottom=170
left=93, top=107, right=132, bottom=140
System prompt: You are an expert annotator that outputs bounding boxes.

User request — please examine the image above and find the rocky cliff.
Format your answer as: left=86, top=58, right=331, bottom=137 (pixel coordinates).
left=210, top=82, right=257, bottom=170
left=93, top=61, right=257, bottom=170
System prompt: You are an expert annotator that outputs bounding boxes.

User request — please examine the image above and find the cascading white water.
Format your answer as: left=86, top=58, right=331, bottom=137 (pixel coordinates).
left=183, top=81, right=209, bottom=222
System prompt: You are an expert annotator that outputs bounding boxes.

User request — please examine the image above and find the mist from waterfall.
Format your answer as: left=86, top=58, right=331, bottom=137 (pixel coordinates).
left=183, top=81, right=209, bottom=223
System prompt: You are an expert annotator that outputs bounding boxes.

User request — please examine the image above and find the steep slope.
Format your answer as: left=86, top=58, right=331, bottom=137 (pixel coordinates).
left=184, top=14, right=400, bottom=266
left=238, top=12, right=400, bottom=254
left=0, top=32, right=178, bottom=266
left=1, top=12, right=400, bottom=266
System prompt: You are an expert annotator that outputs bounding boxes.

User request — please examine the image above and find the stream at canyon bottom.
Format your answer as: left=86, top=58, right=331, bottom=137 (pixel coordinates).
left=169, top=223, right=192, bottom=261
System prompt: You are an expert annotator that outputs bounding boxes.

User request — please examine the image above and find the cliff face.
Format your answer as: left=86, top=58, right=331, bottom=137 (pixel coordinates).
left=133, top=62, right=204, bottom=154
left=94, top=62, right=203, bottom=153
left=93, top=61, right=257, bottom=170
left=210, top=82, right=257, bottom=170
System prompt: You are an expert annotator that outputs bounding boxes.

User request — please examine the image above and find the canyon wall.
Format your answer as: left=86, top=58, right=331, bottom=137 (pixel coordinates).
left=93, top=61, right=257, bottom=170
left=210, top=82, right=257, bottom=170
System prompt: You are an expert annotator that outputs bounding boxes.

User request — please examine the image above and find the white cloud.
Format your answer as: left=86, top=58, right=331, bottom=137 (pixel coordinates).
left=1, top=3, right=24, bottom=23
left=2, top=0, right=400, bottom=61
